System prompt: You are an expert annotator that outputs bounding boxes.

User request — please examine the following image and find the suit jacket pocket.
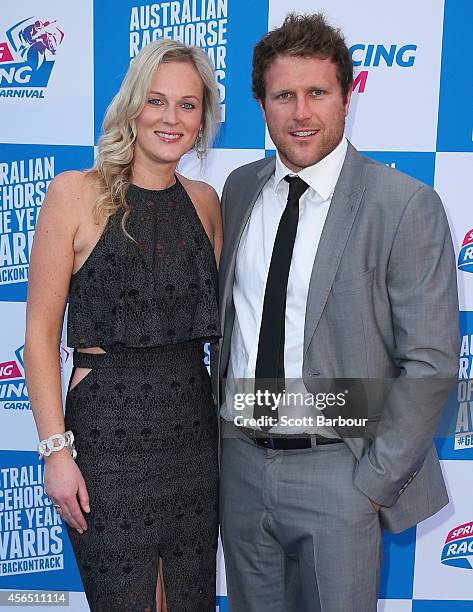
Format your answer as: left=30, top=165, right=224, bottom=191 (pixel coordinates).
left=331, top=268, right=375, bottom=295
left=322, top=268, right=375, bottom=378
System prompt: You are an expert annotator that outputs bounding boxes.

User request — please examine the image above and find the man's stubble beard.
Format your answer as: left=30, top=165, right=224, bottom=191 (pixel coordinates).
left=268, top=112, right=346, bottom=171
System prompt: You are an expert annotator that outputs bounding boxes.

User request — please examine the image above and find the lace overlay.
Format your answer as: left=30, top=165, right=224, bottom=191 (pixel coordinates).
left=68, top=179, right=220, bottom=348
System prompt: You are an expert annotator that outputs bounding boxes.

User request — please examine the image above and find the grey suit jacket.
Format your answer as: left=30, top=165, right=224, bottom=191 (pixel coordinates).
left=213, top=142, right=459, bottom=533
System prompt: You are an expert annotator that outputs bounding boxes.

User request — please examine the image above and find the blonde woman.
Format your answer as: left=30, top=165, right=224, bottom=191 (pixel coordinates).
left=25, top=39, right=222, bottom=611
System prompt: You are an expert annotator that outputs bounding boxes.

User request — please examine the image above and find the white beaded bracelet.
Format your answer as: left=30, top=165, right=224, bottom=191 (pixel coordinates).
left=38, top=430, right=77, bottom=460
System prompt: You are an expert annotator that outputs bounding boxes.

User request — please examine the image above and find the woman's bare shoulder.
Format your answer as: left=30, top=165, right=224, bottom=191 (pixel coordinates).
left=177, top=174, right=220, bottom=214
left=47, top=170, right=84, bottom=195
left=45, top=170, right=100, bottom=218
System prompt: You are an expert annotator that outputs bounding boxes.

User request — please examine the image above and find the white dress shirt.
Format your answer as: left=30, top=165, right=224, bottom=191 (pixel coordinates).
left=221, top=137, right=348, bottom=433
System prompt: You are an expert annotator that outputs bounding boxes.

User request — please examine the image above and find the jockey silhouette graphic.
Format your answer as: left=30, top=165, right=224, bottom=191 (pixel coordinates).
left=7, top=17, right=64, bottom=71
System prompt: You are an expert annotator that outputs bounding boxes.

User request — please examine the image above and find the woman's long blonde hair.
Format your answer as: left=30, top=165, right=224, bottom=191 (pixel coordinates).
left=87, top=38, right=221, bottom=234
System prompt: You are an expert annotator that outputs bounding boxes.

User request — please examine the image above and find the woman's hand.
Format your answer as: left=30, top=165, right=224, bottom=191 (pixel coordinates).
left=44, top=451, right=90, bottom=534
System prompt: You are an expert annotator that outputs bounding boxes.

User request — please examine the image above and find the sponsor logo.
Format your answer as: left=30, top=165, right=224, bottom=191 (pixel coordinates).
left=0, top=345, right=70, bottom=411
left=0, top=17, right=64, bottom=99
left=458, top=229, right=473, bottom=273
left=129, top=1, right=227, bottom=120
left=349, top=43, right=417, bottom=94
left=441, top=522, right=473, bottom=569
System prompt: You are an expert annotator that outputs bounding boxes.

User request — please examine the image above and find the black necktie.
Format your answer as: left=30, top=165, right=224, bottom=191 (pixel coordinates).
left=254, top=176, right=310, bottom=430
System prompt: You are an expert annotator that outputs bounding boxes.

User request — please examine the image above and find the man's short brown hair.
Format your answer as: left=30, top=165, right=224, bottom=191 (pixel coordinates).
left=252, top=13, right=353, bottom=104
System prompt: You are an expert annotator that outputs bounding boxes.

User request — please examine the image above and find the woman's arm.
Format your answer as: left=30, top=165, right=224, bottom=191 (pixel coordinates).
left=24, top=171, right=90, bottom=534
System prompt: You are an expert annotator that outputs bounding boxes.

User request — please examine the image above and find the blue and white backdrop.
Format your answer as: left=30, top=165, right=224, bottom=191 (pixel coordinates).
left=0, top=1, right=472, bottom=610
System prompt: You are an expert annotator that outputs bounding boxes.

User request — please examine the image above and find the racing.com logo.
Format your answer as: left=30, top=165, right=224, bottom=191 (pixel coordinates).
left=349, top=43, right=417, bottom=94
left=0, top=16, right=64, bottom=97
left=458, top=229, right=473, bottom=273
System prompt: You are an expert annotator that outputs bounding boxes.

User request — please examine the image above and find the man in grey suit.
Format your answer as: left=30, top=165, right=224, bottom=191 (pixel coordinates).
left=215, top=13, right=459, bottom=611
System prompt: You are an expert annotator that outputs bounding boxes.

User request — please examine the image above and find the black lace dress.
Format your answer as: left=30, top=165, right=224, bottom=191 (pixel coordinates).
left=64, top=178, right=220, bottom=611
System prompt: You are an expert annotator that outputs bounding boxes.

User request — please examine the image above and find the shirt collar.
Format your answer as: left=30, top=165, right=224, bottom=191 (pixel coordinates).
left=273, top=136, right=348, bottom=201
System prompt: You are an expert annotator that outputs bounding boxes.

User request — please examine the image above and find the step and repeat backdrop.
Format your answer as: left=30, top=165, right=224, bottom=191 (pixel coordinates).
left=0, top=1, right=472, bottom=610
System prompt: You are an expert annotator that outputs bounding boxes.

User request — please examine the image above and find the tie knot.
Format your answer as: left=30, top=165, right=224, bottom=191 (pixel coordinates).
left=284, top=175, right=309, bottom=203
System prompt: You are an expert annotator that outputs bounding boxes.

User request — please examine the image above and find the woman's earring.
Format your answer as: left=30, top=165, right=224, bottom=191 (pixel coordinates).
left=195, top=127, right=205, bottom=159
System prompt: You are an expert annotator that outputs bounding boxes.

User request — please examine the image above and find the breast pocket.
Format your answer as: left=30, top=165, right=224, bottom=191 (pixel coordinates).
left=331, top=268, right=375, bottom=295
left=324, top=268, right=376, bottom=378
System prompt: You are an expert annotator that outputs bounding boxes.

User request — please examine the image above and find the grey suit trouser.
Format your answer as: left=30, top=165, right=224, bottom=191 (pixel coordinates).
left=220, top=423, right=383, bottom=612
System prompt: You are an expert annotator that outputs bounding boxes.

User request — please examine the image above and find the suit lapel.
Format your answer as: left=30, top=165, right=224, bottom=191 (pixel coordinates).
left=220, top=157, right=276, bottom=376
left=303, top=143, right=366, bottom=354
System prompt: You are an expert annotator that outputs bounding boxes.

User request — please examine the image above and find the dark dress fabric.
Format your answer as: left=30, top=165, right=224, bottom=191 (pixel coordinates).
left=67, top=180, right=219, bottom=348
left=64, top=178, right=219, bottom=612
